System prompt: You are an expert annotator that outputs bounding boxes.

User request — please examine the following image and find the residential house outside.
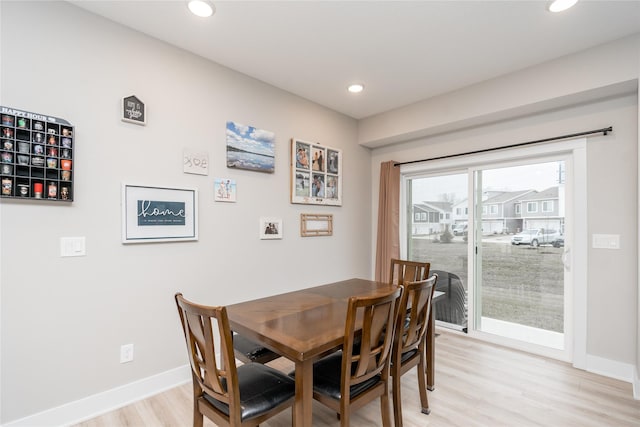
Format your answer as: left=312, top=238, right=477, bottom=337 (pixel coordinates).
left=412, top=187, right=563, bottom=236
left=514, top=186, right=564, bottom=233
left=412, top=201, right=453, bottom=235
left=452, top=199, right=468, bottom=226
left=483, top=190, right=534, bottom=234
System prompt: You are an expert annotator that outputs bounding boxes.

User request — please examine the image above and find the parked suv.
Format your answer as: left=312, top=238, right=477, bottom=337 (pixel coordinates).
left=452, top=223, right=467, bottom=236
left=511, top=228, right=560, bottom=247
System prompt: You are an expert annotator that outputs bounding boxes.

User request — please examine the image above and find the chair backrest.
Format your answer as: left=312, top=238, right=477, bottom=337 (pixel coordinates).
left=342, top=287, right=402, bottom=392
left=389, top=259, right=430, bottom=286
left=393, top=274, right=438, bottom=357
left=174, top=293, right=239, bottom=412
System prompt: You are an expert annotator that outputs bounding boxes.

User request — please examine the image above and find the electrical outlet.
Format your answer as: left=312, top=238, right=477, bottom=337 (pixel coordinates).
left=120, top=344, right=134, bottom=363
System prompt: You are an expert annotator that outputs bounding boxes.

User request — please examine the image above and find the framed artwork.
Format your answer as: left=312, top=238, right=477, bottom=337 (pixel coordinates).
left=122, top=184, right=198, bottom=243
left=260, top=217, right=283, bottom=240
left=291, top=138, right=342, bottom=206
left=226, top=121, right=275, bottom=173
left=214, top=178, right=236, bottom=202
left=300, top=214, right=333, bottom=237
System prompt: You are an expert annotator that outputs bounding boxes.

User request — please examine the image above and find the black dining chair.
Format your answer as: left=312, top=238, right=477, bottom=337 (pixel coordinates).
left=175, top=293, right=295, bottom=427
left=431, top=269, right=467, bottom=330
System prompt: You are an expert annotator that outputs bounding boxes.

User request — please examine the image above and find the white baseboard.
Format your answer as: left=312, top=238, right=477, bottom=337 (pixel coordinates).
left=2, top=364, right=191, bottom=427
left=585, top=354, right=635, bottom=385
left=633, top=366, right=640, bottom=400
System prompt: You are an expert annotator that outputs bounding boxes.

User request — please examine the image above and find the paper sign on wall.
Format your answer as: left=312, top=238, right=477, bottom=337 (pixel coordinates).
left=183, top=149, right=209, bottom=175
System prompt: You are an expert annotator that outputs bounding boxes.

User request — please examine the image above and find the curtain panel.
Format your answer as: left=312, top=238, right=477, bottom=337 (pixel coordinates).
left=374, top=160, right=400, bottom=282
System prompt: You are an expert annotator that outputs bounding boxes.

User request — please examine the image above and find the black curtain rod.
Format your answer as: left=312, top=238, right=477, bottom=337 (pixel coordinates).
left=394, top=126, right=612, bottom=167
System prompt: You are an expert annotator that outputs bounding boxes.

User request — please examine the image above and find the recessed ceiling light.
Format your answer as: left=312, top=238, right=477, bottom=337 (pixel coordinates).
left=347, top=83, right=364, bottom=94
left=548, top=0, right=578, bottom=13
left=188, top=0, right=215, bottom=18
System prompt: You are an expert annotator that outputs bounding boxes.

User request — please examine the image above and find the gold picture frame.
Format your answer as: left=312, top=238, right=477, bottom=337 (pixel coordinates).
left=300, top=214, right=333, bottom=237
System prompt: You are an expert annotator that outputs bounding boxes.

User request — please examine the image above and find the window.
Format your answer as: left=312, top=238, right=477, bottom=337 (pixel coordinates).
left=456, top=208, right=462, bottom=215
left=490, top=205, right=498, bottom=214
left=515, top=204, right=521, bottom=214
left=527, top=202, right=538, bottom=213
left=446, top=213, right=450, bottom=219
left=482, top=205, right=488, bottom=214
left=420, top=212, right=426, bottom=221
left=542, top=201, right=554, bottom=212
left=415, top=212, right=420, bottom=221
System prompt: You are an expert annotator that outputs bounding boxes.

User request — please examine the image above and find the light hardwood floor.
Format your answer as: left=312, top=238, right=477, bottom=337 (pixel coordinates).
left=74, top=331, right=640, bottom=426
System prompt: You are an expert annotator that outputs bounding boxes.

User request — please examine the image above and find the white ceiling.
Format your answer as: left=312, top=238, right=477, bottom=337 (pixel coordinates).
left=70, top=0, right=640, bottom=120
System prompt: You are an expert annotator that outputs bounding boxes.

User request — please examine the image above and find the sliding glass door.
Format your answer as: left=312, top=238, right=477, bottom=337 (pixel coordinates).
left=403, top=149, right=575, bottom=360
left=473, top=160, right=568, bottom=351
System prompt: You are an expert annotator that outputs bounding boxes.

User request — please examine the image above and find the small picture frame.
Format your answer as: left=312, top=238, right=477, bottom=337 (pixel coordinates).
left=214, top=178, right=236, bottom=202
left=301, top=214, right=333, bottom=237
left=260, top=217, right=283, bottom=240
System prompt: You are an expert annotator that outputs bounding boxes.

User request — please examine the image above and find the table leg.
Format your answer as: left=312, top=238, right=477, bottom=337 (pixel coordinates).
left=426, top=307, right=435, bottom=391
left=293, top=359, right=313, bottom=427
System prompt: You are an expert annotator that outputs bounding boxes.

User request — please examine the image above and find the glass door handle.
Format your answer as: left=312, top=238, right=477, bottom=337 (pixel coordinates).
left=562, top=248, right=571, bottom=272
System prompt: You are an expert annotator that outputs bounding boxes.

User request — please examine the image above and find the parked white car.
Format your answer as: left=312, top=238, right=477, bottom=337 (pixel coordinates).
left=452, top=223, right=467, bottom=236
left=511, top=229, right=560, bottom=247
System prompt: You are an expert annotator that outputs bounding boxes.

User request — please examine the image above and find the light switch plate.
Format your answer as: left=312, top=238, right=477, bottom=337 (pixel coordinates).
left=592, top=234, right=620, bottom=249
left=60, top=237, right=86, bottom=257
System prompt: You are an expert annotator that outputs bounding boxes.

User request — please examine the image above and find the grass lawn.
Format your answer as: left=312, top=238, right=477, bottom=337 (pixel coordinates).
left=411, top=236, right=564, bottom=332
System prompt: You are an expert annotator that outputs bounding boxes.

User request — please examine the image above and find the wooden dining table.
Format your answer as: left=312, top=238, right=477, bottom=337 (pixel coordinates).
left=226, top=278, right=441, bottom=427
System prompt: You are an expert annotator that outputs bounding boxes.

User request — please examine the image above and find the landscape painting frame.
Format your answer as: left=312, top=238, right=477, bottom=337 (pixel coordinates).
left=226, top=121, right=275, bottom=173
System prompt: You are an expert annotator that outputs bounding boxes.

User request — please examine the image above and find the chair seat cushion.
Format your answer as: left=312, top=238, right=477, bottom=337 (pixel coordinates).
left=233, top=334, right=280, bottom=363
left=400, top=348, right=418, bottom=364
left=302, top=351, right=381, bottom=400
left=391, top=349, right=419, bottom=370
left=204, top=363, right=295, bottom=421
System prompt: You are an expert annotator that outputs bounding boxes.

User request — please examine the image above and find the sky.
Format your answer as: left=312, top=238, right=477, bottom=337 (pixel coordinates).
left=226, top=121, right=275, bottom=156
left=412, top=160, right=564, bottom=203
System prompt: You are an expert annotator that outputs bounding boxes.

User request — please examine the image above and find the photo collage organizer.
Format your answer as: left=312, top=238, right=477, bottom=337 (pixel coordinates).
left=291, top=139, right=342, bottom=206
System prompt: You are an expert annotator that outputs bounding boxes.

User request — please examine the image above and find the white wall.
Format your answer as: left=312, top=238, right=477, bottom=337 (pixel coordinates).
left=368, top=36, right=639, bottom=388
left=636, top=63, right=640, bottom=399
left=0, top=1, right=371, bottom=424
left=359, top=35, right=640, bottom=148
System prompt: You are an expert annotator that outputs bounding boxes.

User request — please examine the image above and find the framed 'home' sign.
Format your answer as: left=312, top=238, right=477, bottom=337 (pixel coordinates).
left=121, top=184, right=198, bottom=243
left=290, top=138, right=342, bottom=206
